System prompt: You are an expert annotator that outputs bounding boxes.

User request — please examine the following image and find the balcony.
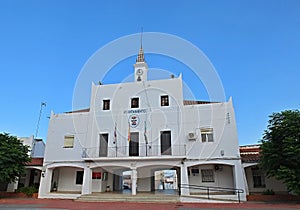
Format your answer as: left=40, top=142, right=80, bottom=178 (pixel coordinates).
left=82, top=144, right=186, bottom=159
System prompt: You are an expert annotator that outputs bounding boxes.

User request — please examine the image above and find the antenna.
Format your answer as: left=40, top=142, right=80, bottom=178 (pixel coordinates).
left=32, top=102, right=46, bottom=157
left=140, top=27, right=143, bottom=49
left=35, top=102, right=47, bottom=139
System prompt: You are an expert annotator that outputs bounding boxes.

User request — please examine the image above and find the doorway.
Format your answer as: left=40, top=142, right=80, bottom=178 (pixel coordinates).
left=152, top=169, right=178, bottom=194
left=129, top=132, right=139, bottom=156
left=160, top=131, right=171, bottom=155
left=99, top=133, right=108, bottom=157
left=122, top=171, right=132, bottom=194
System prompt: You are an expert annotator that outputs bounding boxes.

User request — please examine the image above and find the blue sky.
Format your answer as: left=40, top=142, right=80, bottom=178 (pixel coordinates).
left=0, top=0, right=299, bottom=145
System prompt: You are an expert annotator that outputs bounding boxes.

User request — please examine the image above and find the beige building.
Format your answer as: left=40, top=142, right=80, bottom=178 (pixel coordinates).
left=240, top=145, right=288, bottom=195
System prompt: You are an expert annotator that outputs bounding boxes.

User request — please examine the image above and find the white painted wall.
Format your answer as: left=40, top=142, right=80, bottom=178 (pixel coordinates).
left=183, top=98, right=240, bottom=160
left=45, top=76, right=240, bottom=163
left=106, top=172, right=113, bottom=192
left=137, top=177, right=151, bottom=192
left=57, top=167, right=82, bottom=192
left=85, top=77, right=184, bottom=151
left=136, top=167, right=152, bottom=192
left=19, top=136, right=34, bottom=149
left=41, top=67, right=246, bottom=198
left=44, top=112, right=89, bottom=162
left=188, top=164, right=234, bottom=193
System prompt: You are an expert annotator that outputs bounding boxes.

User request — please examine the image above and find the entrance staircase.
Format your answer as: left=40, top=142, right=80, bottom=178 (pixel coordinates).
left=76, top=192, right=180, bottom=203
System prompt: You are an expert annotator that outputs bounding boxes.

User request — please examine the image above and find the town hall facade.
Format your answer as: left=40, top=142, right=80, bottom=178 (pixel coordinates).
left=39, top=46, right=247, bottom=202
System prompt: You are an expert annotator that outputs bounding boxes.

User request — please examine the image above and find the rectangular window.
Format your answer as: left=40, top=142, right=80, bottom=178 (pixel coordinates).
left=64, top=135, right=74, bottom=148
left=201, top=128, right=214, bottom=142
left=76, top=171, right=84, bottom=185
left=252, top=167, right=266, bottom=188
left=103, top=100, right=110, bottom=110
left=131, top=97, right=139, bottom=108
left=160, top=131, right=172, bottom=155
left=99, top=133, right=108, bottom=157
left=161, top=95, right=169, bottom=106
left=201, top=169, right=214, bottom=182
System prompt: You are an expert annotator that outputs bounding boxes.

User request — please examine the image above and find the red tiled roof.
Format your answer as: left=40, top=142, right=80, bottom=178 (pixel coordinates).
left=239, top=145, right=261, bottom=163
left=26, top=158, right=43, bottom=166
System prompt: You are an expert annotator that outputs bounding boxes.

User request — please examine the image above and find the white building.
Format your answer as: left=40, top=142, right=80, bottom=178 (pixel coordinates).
left=1, top=136, right=45, bottom=192
left=39, top=46, right=247, bottom=201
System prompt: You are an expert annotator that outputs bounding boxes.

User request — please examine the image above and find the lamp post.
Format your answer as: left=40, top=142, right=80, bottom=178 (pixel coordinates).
left=32, top=102, right=46, bottom=157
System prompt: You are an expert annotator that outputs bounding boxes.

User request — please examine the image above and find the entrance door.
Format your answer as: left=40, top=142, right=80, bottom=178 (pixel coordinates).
left=160, top=131, right=171, bottom=155
left=129, top=132, right=139, bottom=156
left=99, top=133, right=108, bottom=157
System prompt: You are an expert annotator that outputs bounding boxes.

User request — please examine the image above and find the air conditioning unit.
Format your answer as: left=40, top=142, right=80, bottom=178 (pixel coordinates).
left=188, top=132, right=197, bottom=140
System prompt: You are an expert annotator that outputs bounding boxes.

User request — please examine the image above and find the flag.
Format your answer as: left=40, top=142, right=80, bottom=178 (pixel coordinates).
left=113, top=123, right=117, bottom=144
left=144, top=121, right=148, bottom=144
left=128, top=122, right=131, bottom=142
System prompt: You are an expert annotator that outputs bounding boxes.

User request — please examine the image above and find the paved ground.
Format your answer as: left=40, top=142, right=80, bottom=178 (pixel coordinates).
left=0, top=198, right=299, bottom=210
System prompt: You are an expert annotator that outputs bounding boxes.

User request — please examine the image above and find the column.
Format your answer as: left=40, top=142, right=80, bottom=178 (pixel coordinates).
left=82, top=166, right=92, bottom=195
left=38, top=168, right=53, bottom=198
left=180, top=163, right=190, bottom=196
left=233, top=161, right=247, bottom=201
left=131, top=168, right=137, bottom=195
left=241, top=164, right=249, bottom=195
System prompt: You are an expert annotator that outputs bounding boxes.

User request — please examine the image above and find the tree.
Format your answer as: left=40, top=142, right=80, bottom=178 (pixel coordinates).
left=260, top=110, right=300, bottom=195
left=0, top=133, right=31, bottom=183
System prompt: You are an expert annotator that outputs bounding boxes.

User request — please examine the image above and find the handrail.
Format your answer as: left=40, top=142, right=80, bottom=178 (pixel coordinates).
left=180, top=184, right=244, bottom=203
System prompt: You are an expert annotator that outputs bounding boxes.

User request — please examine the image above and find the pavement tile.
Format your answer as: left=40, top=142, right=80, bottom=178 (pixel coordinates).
left=0, top=198, right=299, bottom=210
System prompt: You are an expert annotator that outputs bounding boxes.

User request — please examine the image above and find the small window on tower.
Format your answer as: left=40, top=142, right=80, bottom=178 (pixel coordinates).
left=161, top=95, right=169, bottom=106
left=103, top=100, right=110, bottom=110
left=131, top=97, right=139, bottom=108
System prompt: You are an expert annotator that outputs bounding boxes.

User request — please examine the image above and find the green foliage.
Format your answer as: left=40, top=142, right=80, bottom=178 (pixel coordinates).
left=260, top=110, right=300, bottom=195
left=17, top=186, right=38, bottom=196
left=262, top=189, right=275, bottom=195
left=0, top=133, right=31, bottom=183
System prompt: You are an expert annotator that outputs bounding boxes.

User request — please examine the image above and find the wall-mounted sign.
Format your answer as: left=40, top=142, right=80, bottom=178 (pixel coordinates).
left=92, top=172, right=101, bottom=179
left=129, top=114, right=140, bottom=128
left=124, top=109, right=147, bottom=114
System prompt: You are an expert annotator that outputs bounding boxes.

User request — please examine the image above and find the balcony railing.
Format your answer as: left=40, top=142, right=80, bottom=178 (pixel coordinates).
left=82, top=144, right=186, bottom=158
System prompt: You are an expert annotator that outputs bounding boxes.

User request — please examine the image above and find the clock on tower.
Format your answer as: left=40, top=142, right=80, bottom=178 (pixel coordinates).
left=134, top=47, right=148, bottom=82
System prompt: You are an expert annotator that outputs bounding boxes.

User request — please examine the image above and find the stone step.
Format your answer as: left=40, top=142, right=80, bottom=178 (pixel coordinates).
left=76, top=193, right=179, bottom=203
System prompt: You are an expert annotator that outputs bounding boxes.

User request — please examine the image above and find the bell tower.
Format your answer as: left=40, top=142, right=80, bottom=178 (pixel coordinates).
left=134, top=31, right=148, bottom=82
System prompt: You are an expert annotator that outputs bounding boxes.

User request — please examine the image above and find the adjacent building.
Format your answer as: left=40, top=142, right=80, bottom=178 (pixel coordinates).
left=1, top=135, right=45, bottom=192
left=240, top=145, right=288, bottom=195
